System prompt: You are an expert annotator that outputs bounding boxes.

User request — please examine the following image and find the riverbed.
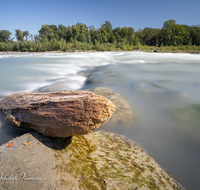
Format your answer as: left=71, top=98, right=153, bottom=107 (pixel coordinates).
left=1, top=52, right=200, bottom=189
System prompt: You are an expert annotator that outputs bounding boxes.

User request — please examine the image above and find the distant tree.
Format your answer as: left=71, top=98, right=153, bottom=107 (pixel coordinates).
left=29, top=34, right=33, bottom=41
left=38, top=25, right=58, bottom=41
left=48, top=25, right=59, bottom=40
left=127, top=27, right=135, bottom=44
left=1, top=20, right=200, bottom=52
left=182, top=25, right=192, bottom=45
left=23, top=31, right=30, bottom=41
left=58, top=25, right=73, bottom=42
left=15, top=29, right=24, bottom=41
left=170, top=24, right=186, bottom=45
left=34, top=35, right=41, bottom=42
left=88, top=26, right=99, bottom=44
left=190, top=25, right=200, bottom=45
left=139, top=27, right=161, bottom=46
left=162, top=19, right=186, bottom=45
left=104, top=21, right=112, bottom=31
left=58, top=24, right=68, bottom=40
left=120, top=27, right=128, bottom=39
left=109, top=35, right=117, bottom=43
left=75, top=23, right=88, bottom=42
left=163, top=19, right=176, bottom=29
left=88, top=26, right=95, bottom=43
left=160, top=28, right=172, bottom=45
left=99, top=21, right=113, bottom=43
left=112, top=27, right=121, bottom=42
left=0, top=30, right=11, bottom=42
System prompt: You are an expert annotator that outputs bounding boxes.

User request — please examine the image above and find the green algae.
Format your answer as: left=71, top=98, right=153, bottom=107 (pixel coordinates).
left=53, top=131, right=183, bottom=190
left=54, top=135, right=105, bottom=189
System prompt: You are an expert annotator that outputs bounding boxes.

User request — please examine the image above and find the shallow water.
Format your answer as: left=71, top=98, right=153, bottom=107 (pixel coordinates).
left=1, top=52, right=200, bottom=189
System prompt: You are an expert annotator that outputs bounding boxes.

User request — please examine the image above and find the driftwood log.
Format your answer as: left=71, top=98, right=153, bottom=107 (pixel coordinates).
left=0, top=90, right=116, bottom=137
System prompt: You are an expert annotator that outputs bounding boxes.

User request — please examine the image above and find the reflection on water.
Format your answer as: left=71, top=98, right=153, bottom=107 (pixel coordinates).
left=0, top=52, right=200, bottom=190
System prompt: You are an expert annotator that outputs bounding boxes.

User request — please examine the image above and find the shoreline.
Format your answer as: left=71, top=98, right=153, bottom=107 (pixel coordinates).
left=0, top=50, right=143, bottom=55
left=0, top=49, right=199, bottom=55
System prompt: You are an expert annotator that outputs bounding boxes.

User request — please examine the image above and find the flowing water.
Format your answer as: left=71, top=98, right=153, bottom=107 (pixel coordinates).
left=1, top=52, right=200, bottom=189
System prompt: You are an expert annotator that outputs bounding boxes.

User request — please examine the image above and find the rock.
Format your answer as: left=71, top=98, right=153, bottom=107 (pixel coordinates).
left=84, top=87, right=136, bottom=125
left=132, top=81, right=182, bottom=96
left=0, top=90, right=116, bottom=137
left=84, top=65, right=118, bottom=85
left=153, top=49, right=159, bottom=52
left=170, top=104, right=200, bottom=140
left=0, top=130, right=184, bottom=190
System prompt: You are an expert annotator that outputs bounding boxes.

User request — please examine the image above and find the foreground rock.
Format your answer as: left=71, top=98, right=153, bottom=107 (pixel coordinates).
left=0, top=90, right=116, bottom=137
left=85, top=87, right=136, bottom=125
left=0, top=131, right=184, bottom=190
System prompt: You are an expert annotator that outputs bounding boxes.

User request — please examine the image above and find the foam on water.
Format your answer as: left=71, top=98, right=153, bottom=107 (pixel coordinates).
left=0, top=54, right=36, bottom=59
left=0, top=52, right=117, bottom=97
left=1, top=52, right=200, bottom=98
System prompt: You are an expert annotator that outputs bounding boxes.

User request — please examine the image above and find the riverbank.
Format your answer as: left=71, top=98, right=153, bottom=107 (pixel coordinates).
left=0, top=46, right=200, bottom=54
left=0, top=50, right=199, bottom=55
left=0, top=50, right=143, bottom=54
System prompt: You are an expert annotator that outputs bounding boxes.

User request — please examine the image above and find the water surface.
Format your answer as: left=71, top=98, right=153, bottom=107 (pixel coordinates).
left=1, top=52, right=200, bottom=189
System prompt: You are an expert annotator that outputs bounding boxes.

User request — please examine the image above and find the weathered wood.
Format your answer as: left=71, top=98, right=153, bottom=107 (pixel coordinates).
left=0, top=90, right=116, bottom=137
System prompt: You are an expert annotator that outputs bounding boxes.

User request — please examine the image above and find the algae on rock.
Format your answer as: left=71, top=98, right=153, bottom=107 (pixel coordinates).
left=0, top=130, right=184, bottom=190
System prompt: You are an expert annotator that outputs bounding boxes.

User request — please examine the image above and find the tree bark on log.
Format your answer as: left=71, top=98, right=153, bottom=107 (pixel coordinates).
left=0, top=90, right=116, bottom=137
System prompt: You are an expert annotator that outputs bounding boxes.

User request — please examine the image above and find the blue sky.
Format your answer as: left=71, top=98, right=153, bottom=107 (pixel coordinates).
left=1, top=0, right=200, bottom=39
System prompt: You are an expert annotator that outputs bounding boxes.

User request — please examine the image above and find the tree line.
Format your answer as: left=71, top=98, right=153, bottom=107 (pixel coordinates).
left=0, top=19, right=200, bottom=52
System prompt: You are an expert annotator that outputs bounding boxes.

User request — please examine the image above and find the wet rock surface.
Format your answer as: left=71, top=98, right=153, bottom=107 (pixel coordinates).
left=0, top=130, right=184, bottom=190
left=0, top=90, right=116, bottom=137
left=84, top=87, right=136, bottom=125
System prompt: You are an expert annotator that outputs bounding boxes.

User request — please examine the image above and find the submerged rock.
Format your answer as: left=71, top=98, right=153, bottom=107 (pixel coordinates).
left=0, top=130, right=184, bottom=190
left=153, top=49, right=159, bottom=52
left=85, top=87, right=136, bottom=125
left=0, top=90, right=116, bottom=137
left=170, top=104, right=200, bottom=140
left=84, top=65, right=121, bottom=85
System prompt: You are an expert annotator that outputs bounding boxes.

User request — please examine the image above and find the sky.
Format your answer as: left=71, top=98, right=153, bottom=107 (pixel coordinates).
left=0, top=0, right=200, bottom=39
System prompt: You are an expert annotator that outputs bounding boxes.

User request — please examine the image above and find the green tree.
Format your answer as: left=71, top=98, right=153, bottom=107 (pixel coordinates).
left=127, top=27, right=135, bottom=45
left=0, top=30, right=11, bottom=42
left=23, top=31, right=30, bottom=41
left=170, top=24, right=186, bottom=45
left=112, top=27, right=121, bottom=42
left=139, top=27, right=161, bottom=46
left=120, top=27, right=128, bottom=40
left=75, top=23, right=88, bottom=42
left=162, top=19, right=186, bottom=45
left=58, top=25, right=72, bottom=42
left=190, top=25, right=200, bottom=45
left=15, top=29, right=24, bottom=41
left=99, top=21, right=113, bottom=43
left=160, top=28, right=172, bottom=45
left=88, top=26, right=98, bottom=44
left=163, top=19, right=176, bottom=29
left=38, top=25, right=58, bottom=41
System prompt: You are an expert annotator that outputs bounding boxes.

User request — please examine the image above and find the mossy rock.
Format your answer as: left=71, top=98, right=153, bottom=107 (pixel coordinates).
left=0, top=131, right=184, bottom=190
left=84, top=87, right=136, bottom=126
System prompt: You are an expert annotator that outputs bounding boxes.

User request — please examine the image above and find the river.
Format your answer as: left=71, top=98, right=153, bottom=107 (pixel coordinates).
left=1, top=52, right=200, bottom=189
